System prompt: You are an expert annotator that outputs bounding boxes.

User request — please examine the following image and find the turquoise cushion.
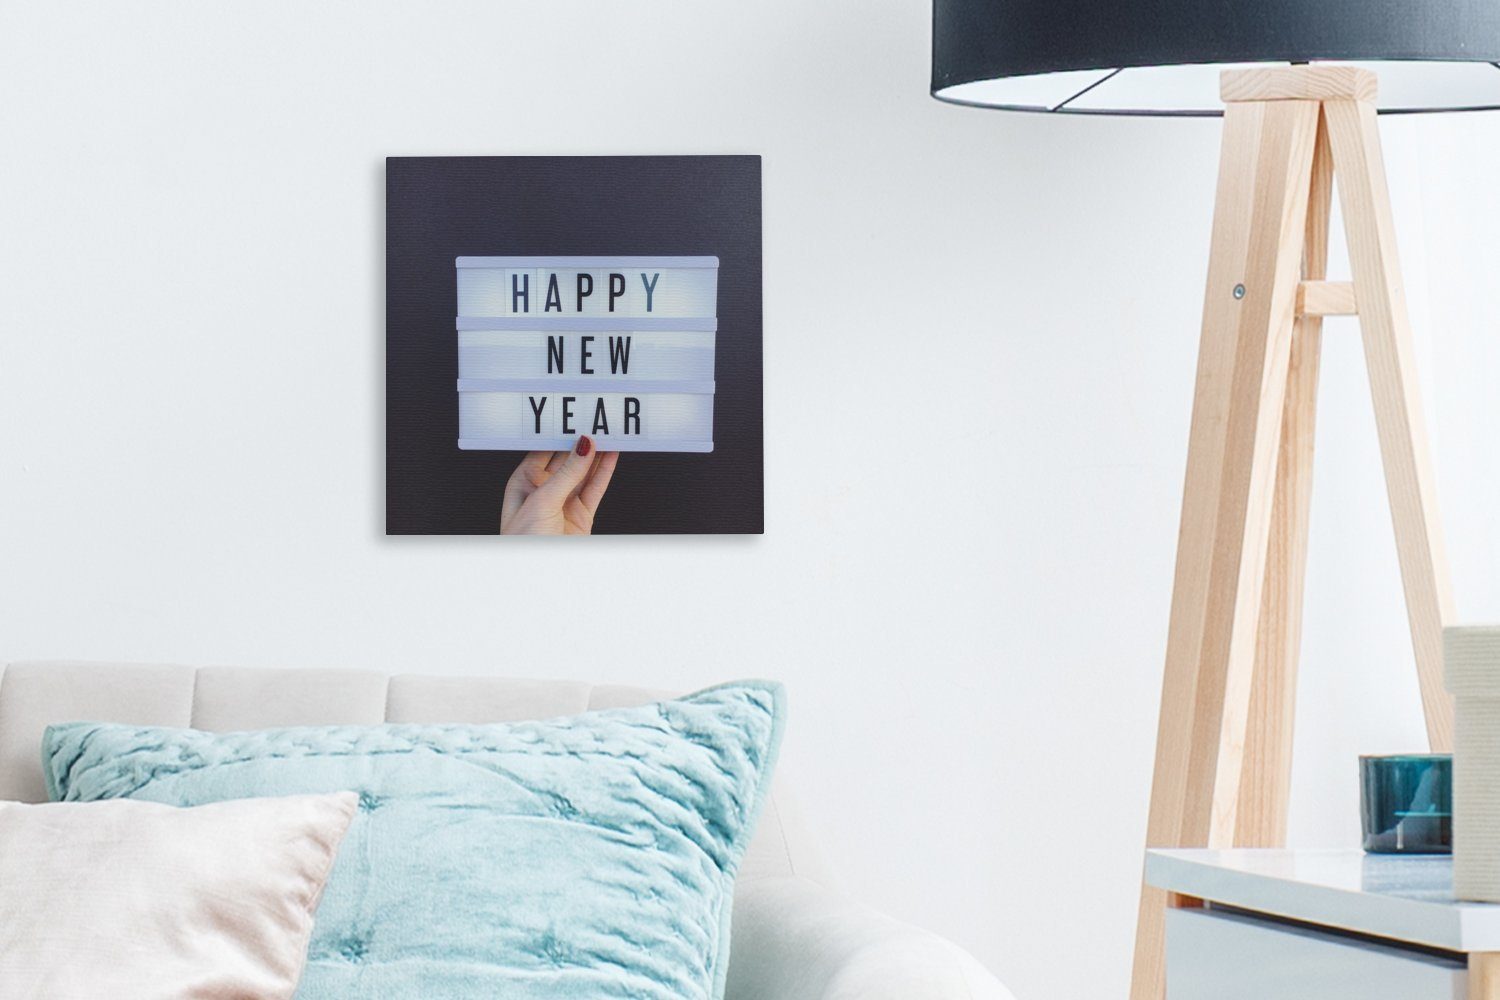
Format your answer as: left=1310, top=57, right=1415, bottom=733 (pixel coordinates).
left=43, top=681, right=784, bottom=1000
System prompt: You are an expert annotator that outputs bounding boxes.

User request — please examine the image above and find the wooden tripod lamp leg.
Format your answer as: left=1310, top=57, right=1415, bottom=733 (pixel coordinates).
left=1129, top=95, right=1320, bottom=1000
left=1235, top=114, right=1333, bottom=848
left=1323, top=98, right=1457, bottom=751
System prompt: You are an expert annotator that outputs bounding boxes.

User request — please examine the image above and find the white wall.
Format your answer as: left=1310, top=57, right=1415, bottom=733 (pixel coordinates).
left=2, top=3, right=1498, bottom=998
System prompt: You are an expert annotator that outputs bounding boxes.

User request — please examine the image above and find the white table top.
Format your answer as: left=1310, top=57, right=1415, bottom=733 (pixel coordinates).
left=1147, top=849, right=1500, bottom=953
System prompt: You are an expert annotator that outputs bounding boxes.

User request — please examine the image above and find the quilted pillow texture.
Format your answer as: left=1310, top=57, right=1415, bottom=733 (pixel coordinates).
left=44, top=681, right=784, bottom=1000
left=0, top=792, right=356, bottom=1000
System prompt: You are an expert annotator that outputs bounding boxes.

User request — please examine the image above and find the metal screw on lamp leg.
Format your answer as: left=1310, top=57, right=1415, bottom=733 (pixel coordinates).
left=1233, top=283, right=1246, bottom=299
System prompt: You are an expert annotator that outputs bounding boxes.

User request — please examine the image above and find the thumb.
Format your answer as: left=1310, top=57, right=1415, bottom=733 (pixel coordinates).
left=532, top=436, right=596, bottom=504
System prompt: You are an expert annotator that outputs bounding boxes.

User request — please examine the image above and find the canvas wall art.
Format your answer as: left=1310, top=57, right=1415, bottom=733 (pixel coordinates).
left=386, top=155, right=762, bottom=535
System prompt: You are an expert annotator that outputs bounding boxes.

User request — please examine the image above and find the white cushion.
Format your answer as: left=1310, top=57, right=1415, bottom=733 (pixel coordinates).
left=0, top=792, right=357, bottom=1000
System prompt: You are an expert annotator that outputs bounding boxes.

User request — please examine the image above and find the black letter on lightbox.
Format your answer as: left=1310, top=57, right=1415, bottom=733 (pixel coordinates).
left=529, top=396, right=547, bottom=434
left=608, top=336, right=631, bottom=374
left=512, top=272, right=530, bottom=313
left=592, top=398, right=609, bottom=435
left=547, top=336, right=564, bottom=374
left=624, top=397, right=641, bottom=435
left=576, top=273, right=593, bottom=311
left=562, top=396, right=576, bottom=435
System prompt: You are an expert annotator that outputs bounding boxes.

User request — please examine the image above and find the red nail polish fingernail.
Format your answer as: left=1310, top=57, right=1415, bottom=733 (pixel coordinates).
left=576, top=436, right=592, bottom=457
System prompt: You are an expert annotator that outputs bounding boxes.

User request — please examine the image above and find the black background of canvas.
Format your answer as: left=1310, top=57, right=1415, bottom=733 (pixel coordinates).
left=386, top=156, right=763, bottom=535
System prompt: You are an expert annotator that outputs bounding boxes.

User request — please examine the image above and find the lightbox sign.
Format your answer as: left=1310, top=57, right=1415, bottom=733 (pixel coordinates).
left=455, top=256, right=719, bottom=452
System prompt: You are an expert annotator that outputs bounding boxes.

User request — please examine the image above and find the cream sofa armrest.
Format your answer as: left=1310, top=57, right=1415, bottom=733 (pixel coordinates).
left=725, top=876, right=1015, bottom=1000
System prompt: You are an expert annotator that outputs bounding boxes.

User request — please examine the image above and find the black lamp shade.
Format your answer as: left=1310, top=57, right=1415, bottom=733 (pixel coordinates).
left=932, top=0, right=1500, bottom=115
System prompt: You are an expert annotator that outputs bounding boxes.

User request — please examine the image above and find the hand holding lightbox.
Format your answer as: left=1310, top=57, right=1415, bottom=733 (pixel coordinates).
left=499, top=438, right=618, bottom=536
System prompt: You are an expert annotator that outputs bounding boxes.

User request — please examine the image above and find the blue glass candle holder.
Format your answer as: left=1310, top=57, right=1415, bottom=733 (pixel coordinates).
left=1359, top=754, right=1452, bottom=854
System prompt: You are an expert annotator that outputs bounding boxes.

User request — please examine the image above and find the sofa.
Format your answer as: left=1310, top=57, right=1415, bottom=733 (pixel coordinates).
left=0, top=660, right=1014, bottom=1000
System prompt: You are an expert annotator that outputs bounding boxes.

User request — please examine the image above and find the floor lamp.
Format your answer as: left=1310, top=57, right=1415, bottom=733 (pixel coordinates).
left=930, top=4, right=1500, bottom=997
